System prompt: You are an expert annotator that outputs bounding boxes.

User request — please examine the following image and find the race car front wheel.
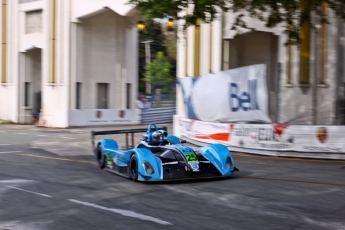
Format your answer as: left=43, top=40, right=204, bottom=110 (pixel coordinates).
left=97, top=145, right=107, bottom=169
left=129, top=155, right=138, bottom=181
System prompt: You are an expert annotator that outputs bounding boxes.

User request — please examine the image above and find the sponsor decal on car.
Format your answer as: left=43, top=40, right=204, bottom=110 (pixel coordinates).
left=199, top=161, right=211, bottom=163
left=162, top=161, right=178, bottom=166
left=184, top=153, right=198, bottom=162
left=189, top=163, right=199, bottom=171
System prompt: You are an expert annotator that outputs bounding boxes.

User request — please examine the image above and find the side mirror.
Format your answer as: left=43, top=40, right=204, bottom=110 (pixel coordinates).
left=181, top=140, right=187, bottom=144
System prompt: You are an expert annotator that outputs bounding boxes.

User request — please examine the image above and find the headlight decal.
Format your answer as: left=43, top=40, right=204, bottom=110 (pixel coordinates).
left=143, top=161, right=155, bottom=174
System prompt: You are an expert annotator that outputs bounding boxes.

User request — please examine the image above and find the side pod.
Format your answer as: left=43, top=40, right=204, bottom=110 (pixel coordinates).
left=198, top=143, right=236, bottom=176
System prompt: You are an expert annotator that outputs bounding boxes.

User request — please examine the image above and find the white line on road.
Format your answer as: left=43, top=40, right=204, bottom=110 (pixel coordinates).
left=0, top=144, right=10, bottom=146
left=0, top=179, right=35, bottom=184
left=6, top=186, right=52, bottom=198
left=68, top=199, right=172, bottom=225
left=0, top=151, right=22, bottom=154
left=61, top=137, right=75, bottom=140
left=36, top=134, right=48, bottom=137
left=32, top=142, right=59, bottom=145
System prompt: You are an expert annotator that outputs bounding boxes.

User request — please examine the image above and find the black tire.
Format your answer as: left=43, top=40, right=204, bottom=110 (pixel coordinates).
left=129, top=155, right=138, bottom=181
left=97, top=145, right=107, bottom=169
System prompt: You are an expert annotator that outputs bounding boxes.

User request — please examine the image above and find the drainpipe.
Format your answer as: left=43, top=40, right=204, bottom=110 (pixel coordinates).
left=49, top=0, right=56, bottom=83
left=1, top=0, right=7, bottom=83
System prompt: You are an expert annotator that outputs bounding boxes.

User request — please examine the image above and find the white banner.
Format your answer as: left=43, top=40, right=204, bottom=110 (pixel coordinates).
left=177, top=64, right=271, bottom=123
left=69, top=109, right=140, bottom=126
left=174, top=116, right=345, bottom=153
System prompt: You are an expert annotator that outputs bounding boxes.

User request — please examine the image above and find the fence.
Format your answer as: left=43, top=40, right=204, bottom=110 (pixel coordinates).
left=140, top=80, right=176, bottom=108
left=141, top=107, right=176, bottom=124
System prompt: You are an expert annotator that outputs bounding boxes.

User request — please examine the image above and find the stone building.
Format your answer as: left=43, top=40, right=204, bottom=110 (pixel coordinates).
left=177, top=5, right=345, bottom=125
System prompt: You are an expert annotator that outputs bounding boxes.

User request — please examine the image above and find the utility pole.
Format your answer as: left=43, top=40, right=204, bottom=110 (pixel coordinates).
left=141, top=40, right=153, bottom=94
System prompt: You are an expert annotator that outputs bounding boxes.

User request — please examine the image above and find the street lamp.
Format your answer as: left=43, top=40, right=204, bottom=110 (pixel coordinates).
left=167, top=17, right=175, bottom=31
left=141, top=40, right=153, bottom=94
left=137, top=20, right=145, bottom=32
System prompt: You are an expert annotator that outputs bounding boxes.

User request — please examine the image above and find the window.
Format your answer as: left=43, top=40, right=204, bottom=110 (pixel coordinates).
left=26, top=10, right=43, bottom=34
left=299, top=23, right=311, bottom=84
left=319, top=2, right=328, bottom=84
left=24, top=82, right=30, bottom=107
left=161, top=150, right=177, bottom=160
left=76, top=82, right=82, bottom=109
left=299, top=5, right=311, bottom=84
left=126, top=83, right=131, bottom=109
left=286, top=27, right=293, bottom=84
left=173, top=151, right=185, bottom=164
left=97, top=83, right=108, bottom=109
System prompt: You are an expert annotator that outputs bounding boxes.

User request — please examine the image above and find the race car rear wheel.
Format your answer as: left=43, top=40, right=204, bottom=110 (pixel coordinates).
left=97, top=145, right=107, bottom=169
left=129, top=155, right=138, bottom=181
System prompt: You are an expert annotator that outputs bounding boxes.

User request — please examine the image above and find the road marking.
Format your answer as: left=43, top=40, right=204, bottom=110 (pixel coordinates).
left=0, top=179, right=34, bottom=184
left=0, top=144, right=10, bottom=146
left=68, top=199, right=172, bottom=225
left=36, top=134, right=48, bottom=137
left=61, top=137, right=75, bottom=140
left=0, top=151, right=22, bottom=154
left=16, top=153, right=96, bottom=164
left=33, top=142, right=59, bottom=145
left=237, top=176, right=345, bottom=187
left=6, top=186, right=52, bottom=198
left=232, top=152, right=345, bottom=163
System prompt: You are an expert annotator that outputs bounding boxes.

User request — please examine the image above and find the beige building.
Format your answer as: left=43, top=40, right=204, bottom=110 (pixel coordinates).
left=0, top=0, right=141, bottom=127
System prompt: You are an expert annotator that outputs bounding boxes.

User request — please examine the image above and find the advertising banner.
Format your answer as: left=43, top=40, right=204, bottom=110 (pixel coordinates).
left=175, top=116, right=345, bottom=153
left=177, top=64, right=271, bottom=123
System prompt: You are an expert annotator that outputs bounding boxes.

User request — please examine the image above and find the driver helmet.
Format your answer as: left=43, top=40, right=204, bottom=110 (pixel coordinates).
left=152, top=130, right=166, bottom=143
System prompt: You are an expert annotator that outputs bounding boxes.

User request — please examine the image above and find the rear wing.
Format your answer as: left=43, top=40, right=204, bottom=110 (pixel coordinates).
left=91, top=126, right=167, bottom=151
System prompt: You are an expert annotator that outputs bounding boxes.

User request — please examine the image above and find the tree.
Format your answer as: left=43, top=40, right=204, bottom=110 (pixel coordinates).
left=128, top=0, right=345, bottom=45
left=144, top=52, right=173, bottom=93
left=138, top=21, right=167, bottom=92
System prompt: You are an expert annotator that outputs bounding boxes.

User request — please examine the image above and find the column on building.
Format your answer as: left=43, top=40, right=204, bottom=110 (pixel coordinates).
left=176, top=8, right=222, bottom=120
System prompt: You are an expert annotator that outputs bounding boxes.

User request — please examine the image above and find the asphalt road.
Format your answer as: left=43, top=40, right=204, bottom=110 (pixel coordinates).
left=0, top=124, right=345, bottom=230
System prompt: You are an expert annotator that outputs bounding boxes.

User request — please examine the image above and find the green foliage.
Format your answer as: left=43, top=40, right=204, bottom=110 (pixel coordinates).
left=138, top=21, right=167, bottom=84
left=164, top=27, right=177, bottom=60
left=128, top=0, right=345, bottom=45
left=144, top=52, right=173, bottom=92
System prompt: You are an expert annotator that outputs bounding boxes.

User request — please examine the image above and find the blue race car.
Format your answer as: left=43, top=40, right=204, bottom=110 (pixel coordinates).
left=91, top=124, right=238, bottom=182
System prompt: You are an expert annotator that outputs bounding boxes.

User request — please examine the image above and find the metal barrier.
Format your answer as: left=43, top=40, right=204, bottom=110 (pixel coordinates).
left=141, top=107, right=176, bottom=124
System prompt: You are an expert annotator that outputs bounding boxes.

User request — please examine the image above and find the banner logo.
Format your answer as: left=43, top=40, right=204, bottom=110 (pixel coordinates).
left=317, top=127, right=327, bottom=144
left=229, top=79, right=259, bottom=112
left=95, top=111, right=102, bottom=119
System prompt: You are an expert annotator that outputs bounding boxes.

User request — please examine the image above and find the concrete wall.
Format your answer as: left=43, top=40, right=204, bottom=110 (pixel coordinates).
left=76, top=10, right=133, bottom=110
